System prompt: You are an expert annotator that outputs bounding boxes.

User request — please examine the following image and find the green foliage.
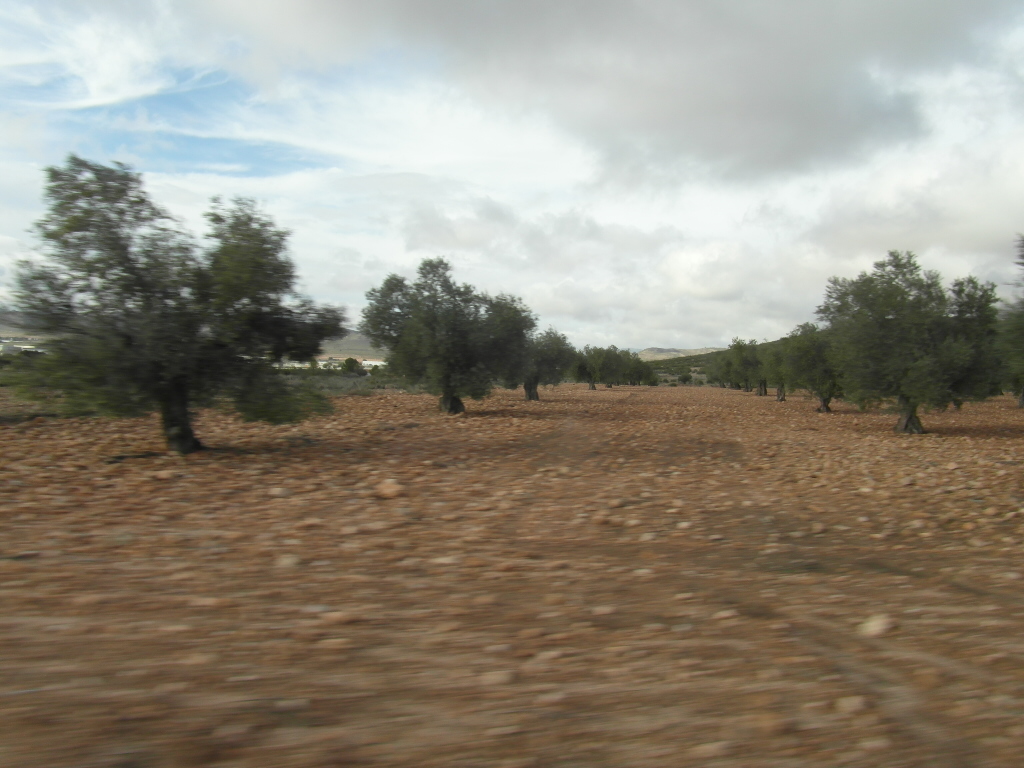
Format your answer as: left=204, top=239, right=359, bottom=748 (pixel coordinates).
left=622, top=351, right=659, bottom=386
left=782, top=323, right=841, bottom=410
left=817, top=250, right=999, bottom=429
left=530, top=329, right=577, bottom=384
left=517, top=328, right=576, bottom=399
left=11, top=155, right=344, bottom=452
left=758, top=339, right=787, bottom=387
left=340, top=357, right=367, bottom=375
left=727, top=338, right=761, bottom=391
left=360, top=258, right=535, bottom=412
left=571, top=346, right=600, bottom=389
left=571, top=345, right=656, bottom=387
left=229, top=368, right=333, bottom=423
left=998, top=236, right=1024, bottom=403
left=703, top=352, right=735, bottom=387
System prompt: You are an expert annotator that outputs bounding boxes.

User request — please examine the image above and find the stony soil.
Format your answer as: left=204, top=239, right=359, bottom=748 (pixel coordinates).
left=2, top=384, right=1024, bottom=768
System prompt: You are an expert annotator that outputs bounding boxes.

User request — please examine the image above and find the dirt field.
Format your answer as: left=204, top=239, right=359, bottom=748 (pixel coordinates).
left=2, top=384, right=1023, bottom=768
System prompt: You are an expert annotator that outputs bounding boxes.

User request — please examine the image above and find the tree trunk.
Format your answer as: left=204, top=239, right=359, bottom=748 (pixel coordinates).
left=1018, top=388, right=1024, bottom=408
left=816, top=395, right=832, bottom=413
left=588, top=381, right=597, bottom=390
left=895, top=395, right=924, bottom=434
left=776, top=383, right=786, bottom=402
left=756, top=379, right=768, bottom=396
left=160, top=380, right=203, bottom=455
left=524, top=376, right=540, bottom=401
left=439, top=392, right=465, bottom=414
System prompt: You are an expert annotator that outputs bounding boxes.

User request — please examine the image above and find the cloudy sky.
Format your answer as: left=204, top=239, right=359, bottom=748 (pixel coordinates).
left=2, top=1, right=1024, bottom=349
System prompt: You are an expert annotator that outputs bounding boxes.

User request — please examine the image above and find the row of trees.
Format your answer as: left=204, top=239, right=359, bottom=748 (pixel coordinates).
left=6, top=155, right=656, bottom=452
left=360, top=257, right=657, bottom=413
left=704, top=250, right=1012, bottom=433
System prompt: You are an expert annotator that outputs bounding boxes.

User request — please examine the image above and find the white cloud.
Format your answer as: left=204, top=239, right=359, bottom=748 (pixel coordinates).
left=2, top=0, right=1024, bottom=348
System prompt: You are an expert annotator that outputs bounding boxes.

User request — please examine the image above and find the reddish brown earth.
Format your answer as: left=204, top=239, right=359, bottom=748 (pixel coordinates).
left=1, top=384, right=1023, bottom=768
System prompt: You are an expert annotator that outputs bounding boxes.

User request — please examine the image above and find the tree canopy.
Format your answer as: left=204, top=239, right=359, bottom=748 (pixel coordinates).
left=997, top=236, right=1024, bottom=407
left=360, top=258, right=535, bottom=413
left=817, top=250, right=998, bottom=433
left=12, top=155, right=344, bottom=453
left=571, top=345, right=657, bottom=389
left=782, top=323, right=841, bottom=412
left=518, top=328, right=577, bottom=401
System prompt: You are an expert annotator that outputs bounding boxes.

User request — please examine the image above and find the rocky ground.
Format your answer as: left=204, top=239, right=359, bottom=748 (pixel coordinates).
left=1, top=384, right=1023, bottom=768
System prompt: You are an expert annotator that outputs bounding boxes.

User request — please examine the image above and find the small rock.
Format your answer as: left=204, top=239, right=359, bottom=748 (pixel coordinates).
left=676, top=521, right=692, bottom=529
left=859, top=737, right=892, bottom=751
left=479, top=670, right=516, bottom=685
left=212, top=724, right=254, bottom=741
left=320, top=611, right=355, bottom=624
left=275, top=554, right=301, bottom=569
left=835, top=695, right=868, bottom=714
left=268, top=487, right=292, bottom=498
left=810, top=522, right=826, bottom=534
left=591, top=605, right=616, bottom=616
left=273, top=698, right=310, bottom=711
left=533, top=650, right=563, bottom=662
left=689, top=741, right=731, bottom=758
left=534, top=691, right=566, bottom=704
left=712, top=609, right=739, bottom=619
left=316, top=637, right=351, bottom=649
left=430, top=556, right=460, bottom=565
left=486, top=725, right=522, bottom=737
left=188, top=597, right=225, bottom=608
left=179, top=652, right=217, bottom=665
left=152, top=470, right=177, bottom=481
left=750, top=712, right=791, bottom=736
left=518, top=627, right=545, bottom=638
left=857, top=614, right=895, bottom=638
left=375, top=479, right=404, bottom=499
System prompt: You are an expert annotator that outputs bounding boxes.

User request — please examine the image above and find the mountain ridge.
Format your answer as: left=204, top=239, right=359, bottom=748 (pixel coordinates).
left=638, top=346, right=725, bottom=361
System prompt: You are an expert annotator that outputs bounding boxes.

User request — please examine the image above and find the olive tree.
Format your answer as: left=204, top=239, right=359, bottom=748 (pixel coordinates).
left=997, top=236, right=1024, bottom=407
left=12, top=155, right=344, bottom=453
left=783, top=323, right=841, bottom=412
left=727, top=338, right=761, bottom=392
left=817, top=251, right=999, bottom=433
left=519, top=328, right=576, bottom=401
left=360, top=258, right=535, bottom=413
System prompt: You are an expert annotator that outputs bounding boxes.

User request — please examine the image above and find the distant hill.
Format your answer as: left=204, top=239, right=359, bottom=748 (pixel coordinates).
left=638, top=346, right=725, bottom=361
